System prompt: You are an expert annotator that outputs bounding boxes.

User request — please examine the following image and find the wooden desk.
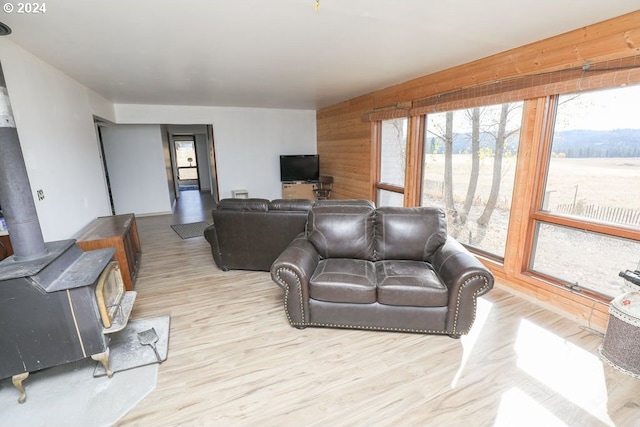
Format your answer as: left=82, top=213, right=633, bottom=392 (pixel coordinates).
left=74, top=214, right=141, bottom=291
left=282, top=182, right=316, bottom=200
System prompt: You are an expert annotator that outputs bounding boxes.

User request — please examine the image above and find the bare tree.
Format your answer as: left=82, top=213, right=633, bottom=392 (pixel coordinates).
left=459, top=107, right=480, bottom=224
left=391, top=119, right=407, bottom=176
left=476, top=103, right=519, bottom=226
left=443, top=111, right=455, bottom=216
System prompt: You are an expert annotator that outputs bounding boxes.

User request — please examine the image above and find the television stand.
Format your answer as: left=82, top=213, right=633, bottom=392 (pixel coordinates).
left=282, top=181, right=317, bottom=200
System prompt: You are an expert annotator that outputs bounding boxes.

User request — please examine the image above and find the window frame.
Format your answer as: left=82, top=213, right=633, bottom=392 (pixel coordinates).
left=520, top=93, right=640, bottom=299
left=373, top=118, right=413, bottom=206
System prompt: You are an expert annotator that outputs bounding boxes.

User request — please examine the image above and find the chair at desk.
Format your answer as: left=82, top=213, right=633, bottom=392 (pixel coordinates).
left=314, top=176, right=333, bottom=200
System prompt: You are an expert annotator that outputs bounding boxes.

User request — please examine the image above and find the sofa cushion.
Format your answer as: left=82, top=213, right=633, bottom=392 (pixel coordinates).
left=306, top=204, right=375, bottom=260
left=217, top=198, right=269, bottom=211
left=268, top=199, right=313, bottom=211
left=313, top=199, right=375, bottom=208
left=376, top=260, right=448, bottom=307
left=309, top=259, right=377, bottom=304
left=375, top=206, right=447, bottom=261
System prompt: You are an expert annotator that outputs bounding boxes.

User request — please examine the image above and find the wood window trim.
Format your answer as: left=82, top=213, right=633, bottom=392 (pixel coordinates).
left=530, top=212, right=640, bottom=241
left=403, top=116, right=422, bottom=207
left=502, top=97, right=548, bottom=277
left=375, top=183, right=405, bottom=194
left=370, top=122, right=380, bottom=202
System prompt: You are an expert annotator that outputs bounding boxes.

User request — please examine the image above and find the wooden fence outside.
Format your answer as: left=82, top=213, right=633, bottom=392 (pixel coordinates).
left=556, top=203, right=640, bottom=227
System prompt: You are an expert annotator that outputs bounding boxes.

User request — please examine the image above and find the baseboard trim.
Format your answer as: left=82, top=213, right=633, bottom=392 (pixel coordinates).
left=134, top=211, right=173, bottom=217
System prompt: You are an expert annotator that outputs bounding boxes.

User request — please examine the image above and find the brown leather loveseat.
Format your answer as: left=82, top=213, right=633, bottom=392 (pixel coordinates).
left=204, top=198, right=312, bottom=271
left=270, top=201, right=494, bottom=337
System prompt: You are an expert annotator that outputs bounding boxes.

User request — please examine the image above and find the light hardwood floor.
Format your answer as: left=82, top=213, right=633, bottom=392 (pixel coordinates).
left=119, top=191, right=640, bottom=427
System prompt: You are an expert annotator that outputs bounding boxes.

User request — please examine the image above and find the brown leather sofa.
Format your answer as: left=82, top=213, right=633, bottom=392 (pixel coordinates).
left=204, top=198, right=313, bottom=271
left=270, top=201, right=494, bottom=337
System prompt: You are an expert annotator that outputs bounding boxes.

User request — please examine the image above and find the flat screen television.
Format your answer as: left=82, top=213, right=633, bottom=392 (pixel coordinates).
left=280, top=154, right=320, bottom=182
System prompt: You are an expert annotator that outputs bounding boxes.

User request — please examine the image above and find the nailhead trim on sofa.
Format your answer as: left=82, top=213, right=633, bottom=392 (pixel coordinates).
left=274, top=267, right=490, bottom=335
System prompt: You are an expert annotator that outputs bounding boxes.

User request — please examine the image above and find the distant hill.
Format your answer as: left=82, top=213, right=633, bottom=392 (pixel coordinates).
left=424, top=129, right=640, bottom=158
left=550, top=129, right=640, bottom=158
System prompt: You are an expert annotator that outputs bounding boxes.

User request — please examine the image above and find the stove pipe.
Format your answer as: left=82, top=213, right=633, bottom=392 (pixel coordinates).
left=0, top=62, right=47, bottom=261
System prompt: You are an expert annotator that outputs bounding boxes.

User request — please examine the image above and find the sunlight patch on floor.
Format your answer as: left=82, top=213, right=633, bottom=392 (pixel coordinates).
left=453, top=297, right=494, bottom=387
left=514, top=319, right=614, bottom=426
left=495, top=387, right=567, bottom=427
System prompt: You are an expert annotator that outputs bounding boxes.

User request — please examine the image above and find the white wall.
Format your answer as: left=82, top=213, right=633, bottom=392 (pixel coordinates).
left=0, top=39, right=115, bottom=240
left=159, top=124, right=176, bottom=207
left=100, top=124, right=172, bottom=215
left=115, top=104, right=317, bottom=200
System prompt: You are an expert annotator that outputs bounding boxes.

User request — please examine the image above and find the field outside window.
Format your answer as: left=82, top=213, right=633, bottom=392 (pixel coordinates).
left=543, top=86, right=640, bottom=226
left=531, top=223, right=640, bottom=297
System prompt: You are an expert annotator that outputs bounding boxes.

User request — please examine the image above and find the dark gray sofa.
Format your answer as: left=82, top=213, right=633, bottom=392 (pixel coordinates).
left=204, top=198, right=313, bottom=271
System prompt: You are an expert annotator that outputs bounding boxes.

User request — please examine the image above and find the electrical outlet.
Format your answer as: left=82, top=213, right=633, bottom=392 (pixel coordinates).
left=37, top=189, right=44, bottom=201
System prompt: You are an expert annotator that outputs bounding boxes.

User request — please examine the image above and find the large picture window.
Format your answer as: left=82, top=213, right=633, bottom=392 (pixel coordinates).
left=367, top=66, right=640, bottom=309
left=421, top=102, right=524, bottom=258
left=531, top=85, right=640, bottom=298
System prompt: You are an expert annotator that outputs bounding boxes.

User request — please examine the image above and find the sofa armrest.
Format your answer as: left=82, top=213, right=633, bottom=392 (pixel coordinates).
left=203, top=223, right=226, bottom=271
left=270, top=237, right=321, bottom=326
left=430, top=237, right=494, bottom=334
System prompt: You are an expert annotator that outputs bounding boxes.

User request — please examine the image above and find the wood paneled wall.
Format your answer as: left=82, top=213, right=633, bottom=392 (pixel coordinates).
left=316, top=10, right=640, bottom=331
left=317, top=102, right=375, bottom=200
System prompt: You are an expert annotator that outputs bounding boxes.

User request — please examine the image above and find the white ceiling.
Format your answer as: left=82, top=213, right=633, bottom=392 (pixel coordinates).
left=2, top=1, right=638, bottom=110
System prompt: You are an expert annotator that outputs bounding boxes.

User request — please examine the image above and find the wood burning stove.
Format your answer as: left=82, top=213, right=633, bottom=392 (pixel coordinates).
left=0, top=61, right=136, bottom=403
left=0, top=241, right=136, bottom=403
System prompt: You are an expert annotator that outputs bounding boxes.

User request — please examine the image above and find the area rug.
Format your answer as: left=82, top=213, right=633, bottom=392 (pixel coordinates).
left=179, top=185, right=199, bottom=191
left=0, top=356, right=157, bottom=427
left=170, top=221, right=209, bottom=239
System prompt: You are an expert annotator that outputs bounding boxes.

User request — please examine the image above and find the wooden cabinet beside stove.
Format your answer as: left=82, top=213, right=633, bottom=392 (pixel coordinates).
left=74, top=213, right=141, bottom=291
left=0, top=233, right=12, bottom=261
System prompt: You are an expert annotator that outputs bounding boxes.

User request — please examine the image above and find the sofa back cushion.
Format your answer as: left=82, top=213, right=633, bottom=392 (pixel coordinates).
left=217, top=198, right=269, bottom=211
left=375, top=206, right=447, bottom=261
left=209, top=198, right=309, bottom=271
left=268, top=199, right=313, bottom=211
left=306, top=204, right=375, bottom=260
left=313, top=199, right=375, bottom=208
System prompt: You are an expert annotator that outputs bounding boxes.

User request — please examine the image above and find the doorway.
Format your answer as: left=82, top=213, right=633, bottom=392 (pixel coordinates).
left=168, top=125, right=218, bottom=200
left=94, top=119, right=116, bottom=215
left=174, top=137, right=200, bottom=191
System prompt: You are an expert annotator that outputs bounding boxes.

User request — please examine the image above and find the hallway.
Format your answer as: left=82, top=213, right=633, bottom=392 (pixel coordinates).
left=171, top=189, right=217, bottom=224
